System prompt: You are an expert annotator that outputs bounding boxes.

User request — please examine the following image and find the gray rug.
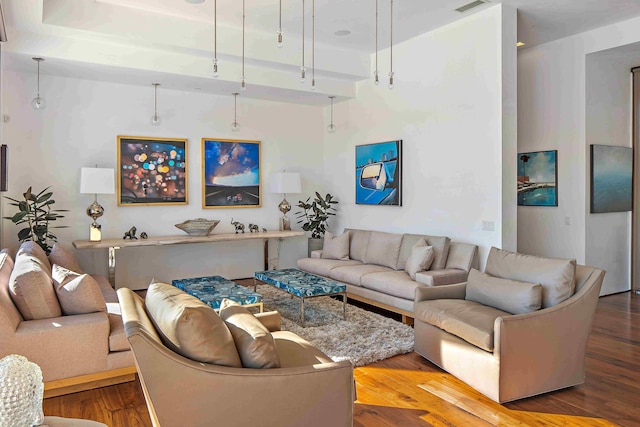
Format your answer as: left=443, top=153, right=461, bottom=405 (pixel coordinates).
left=257, top=284, right=414, bottom=367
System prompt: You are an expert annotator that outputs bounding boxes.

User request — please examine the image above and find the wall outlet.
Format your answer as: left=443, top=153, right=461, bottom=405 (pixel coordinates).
left=482, top=221, right=495, bottom=231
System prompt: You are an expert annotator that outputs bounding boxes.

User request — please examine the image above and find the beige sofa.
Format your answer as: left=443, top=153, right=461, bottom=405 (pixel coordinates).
left=298, top=228, right=479, bottom=321
left=118, top=286, right=355, bottom=427
left=0, top=244, right=135, bottom=397
left=414, top=247, right=606, bottom=403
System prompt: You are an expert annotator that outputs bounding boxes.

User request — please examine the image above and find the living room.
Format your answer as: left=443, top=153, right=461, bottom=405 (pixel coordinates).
left=0, top=0, right=639, bottom=426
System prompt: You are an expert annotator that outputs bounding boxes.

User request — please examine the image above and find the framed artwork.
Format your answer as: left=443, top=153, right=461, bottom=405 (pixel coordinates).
left=355, top=140, right=402, bottom=206
left=117, top=136, right=188, bottom=206
left=201, top=138, right=261, bottom=208
left=590, top=144, right=632, bottom=213
left=517, top=150, right=558, bottom=207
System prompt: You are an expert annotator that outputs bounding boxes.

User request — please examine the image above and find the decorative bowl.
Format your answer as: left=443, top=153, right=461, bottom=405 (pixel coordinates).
left=175, top=218, right=220, bottom=236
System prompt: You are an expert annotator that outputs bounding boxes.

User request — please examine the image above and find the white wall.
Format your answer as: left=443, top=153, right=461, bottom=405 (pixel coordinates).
left=323, top=5, right=517, bottom=267
left=0, top=70, right=325, bottom=289
left=518, top=14, right=640, bottom=294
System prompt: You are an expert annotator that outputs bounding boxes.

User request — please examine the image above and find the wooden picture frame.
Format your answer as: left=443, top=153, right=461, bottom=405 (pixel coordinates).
left=201, top=138, right=261, bottom=208
left=117, top=136, right=188, bottom=206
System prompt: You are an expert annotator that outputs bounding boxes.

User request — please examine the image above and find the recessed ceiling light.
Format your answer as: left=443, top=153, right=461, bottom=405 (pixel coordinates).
left=334, top=30, right=351, bottom=37
left=185, top=0, right=205, bottom=4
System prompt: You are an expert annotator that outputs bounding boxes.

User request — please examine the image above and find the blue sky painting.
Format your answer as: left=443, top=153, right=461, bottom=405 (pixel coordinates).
left=591, top=145, right=632, bottom=213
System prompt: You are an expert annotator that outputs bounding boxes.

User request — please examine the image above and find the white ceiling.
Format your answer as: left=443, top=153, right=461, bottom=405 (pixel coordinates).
left=2, top=0, right=640, bottom=105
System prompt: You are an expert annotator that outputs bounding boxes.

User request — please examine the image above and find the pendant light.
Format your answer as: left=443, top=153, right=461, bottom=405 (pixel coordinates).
left=241, top=0, right=246, bottom=91
left=311, top=0, right=316, bottom=90
left=277, top=0, right=284, bottom=48
left=31, top=58, right=46, bottom=110
left=388, top=0, right=394, bottom=89
left=231, top=92, right=240, bottom=132
left=212, top=0, right=219, bottom=78
left=327, top=96, right=336, bottom=134
left=373, top=0, right=379, bottom=85
left=300, top=0, right=306, bottom=83
left=151, top=83, right=161, bottom=126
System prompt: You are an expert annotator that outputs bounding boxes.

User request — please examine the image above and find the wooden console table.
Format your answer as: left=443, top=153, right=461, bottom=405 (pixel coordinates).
left=73, top=230, right=304, bottom=287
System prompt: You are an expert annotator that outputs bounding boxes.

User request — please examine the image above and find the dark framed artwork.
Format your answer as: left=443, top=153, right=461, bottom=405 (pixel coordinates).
left=201, top=138, right=261, bottom=208
left=117, top=136, right=188, bottom=206
left=590, top=144, right=632, bottom=213
left=355, top=140, right=402, bottom=206
left=517, top=150, right=558, bottom=207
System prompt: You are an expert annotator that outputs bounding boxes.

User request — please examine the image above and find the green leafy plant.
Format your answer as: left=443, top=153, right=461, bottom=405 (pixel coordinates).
left=296, top=192, right=338, bottom=239
left=4, top=186, right=68, bottom=255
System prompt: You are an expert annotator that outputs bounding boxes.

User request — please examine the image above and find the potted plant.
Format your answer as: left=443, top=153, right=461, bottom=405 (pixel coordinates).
left=4, top=186, right=67, bottom=255
left=296, top=192, right=338, bottom=256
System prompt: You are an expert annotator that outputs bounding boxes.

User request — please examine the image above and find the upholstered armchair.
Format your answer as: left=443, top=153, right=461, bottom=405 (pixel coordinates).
left=118, top=288, right=355, bottom=427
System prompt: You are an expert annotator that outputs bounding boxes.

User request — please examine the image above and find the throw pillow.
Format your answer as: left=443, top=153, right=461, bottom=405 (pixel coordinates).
left=9, top=253, right=61, bottom=320
left=49, top=244, right=83, bottom=274
left=17, top=241, right=52, bottom=274
left=219, top=299, right=281, bottom=369
left=321, top=231, right=350, bottom=260
left=364, top=231, right=404, bottom=269
left=465, top=269, right=542, bottom=315
left=52, top=264, right=106, bottom=315
left=404, top=239, right=434, bottom=279
left=144, top=282, right=242, bottom=367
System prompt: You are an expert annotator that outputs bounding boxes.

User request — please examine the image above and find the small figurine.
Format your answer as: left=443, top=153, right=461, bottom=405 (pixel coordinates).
left=140, top=232, right=148, bottom=239
left=248, top=223, right=259, bottom=233
left=123, top=226, right=138, bottom=240
left=231, top=218, right=245, bottom=234
left=262, top=228, right=267, bottom=233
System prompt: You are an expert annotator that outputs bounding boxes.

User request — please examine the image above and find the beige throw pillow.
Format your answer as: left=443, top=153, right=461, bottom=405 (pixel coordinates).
left=321, top=231, right=350, bottom=260
left=144, top=282, right=242, bottom=367
left=405, top=239, right=434, bottom=279
left=52, top=265, right=106, bottom=315
left=18, top=241, right=52, bottom=274
left=465, top=269, right=542, bottom=315
left=49, top=244, right=83, bottom=274
left=219, top=299, right=281, bottom=369
left=9, top=253, right=61, bottom=320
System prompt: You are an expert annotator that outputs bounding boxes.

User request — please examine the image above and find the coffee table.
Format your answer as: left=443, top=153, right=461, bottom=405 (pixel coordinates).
left=172, top=275, right=263, bottom=312
left=253, top=268, right=346, bottom=326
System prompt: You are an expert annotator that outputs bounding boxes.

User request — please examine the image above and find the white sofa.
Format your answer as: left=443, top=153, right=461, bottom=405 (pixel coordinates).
left=297, top=229, right=478, bottom=321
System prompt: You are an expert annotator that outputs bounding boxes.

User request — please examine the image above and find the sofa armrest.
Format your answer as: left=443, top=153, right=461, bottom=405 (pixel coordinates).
left=415, top=269, right=468, bottom=286
left=311, top=250, right=323, bottom=259
left=254, top=311, right=281, bottom=332
left=415, top=282, right=466, bottom=303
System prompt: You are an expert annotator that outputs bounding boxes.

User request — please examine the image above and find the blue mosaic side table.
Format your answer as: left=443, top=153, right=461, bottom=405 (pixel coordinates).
left=254, top=268, right=346, bottom=326
left=172, top=276, right=263, bottom=312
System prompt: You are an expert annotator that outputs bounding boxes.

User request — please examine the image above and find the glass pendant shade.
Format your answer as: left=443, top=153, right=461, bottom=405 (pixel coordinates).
left=232, top=122, right=240, bottom=132
left=388, top=72, right=395, bottom=89
left=151, top=114, right=161, bottom=126
left=277, top=30, right=283, bottom=48
left=31, top=58, right=46, bottom=111
left=374, top=71, right=379, bottom=86
left=212, top=59, right=219, bottom=78
left=327, top=123, right=336, bottom=134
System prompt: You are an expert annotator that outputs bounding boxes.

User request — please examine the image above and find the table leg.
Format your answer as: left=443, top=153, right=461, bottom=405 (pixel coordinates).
left=108, top=246, right=120, bottom=288
left=300, top=297, right=305, bottom=327
left=253, top=277, right=257, bottom=291
left=263, top=239, right=268, bottom=271
left=342, top=292, right=347, bottom=320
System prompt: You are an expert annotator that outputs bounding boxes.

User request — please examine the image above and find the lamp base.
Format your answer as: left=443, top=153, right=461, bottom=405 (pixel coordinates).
left=89, top=222, right=102, bottom=242
left=279, top=216, right=291, bottom=231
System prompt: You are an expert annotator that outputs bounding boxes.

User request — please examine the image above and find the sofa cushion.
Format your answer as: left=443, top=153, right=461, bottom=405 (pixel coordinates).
left=485, top=247, right=576, bottom=308
left=272, top=330, right=334, bottom=367
left=9, top=253, right=61, bottom=320
left=330, top=264, right=393, bottom=286
left=344, top=229, right=371, bottom=262
left=144, top=282, right=242, bottom=367
left=415, top=269, right=469, bottom=287
left=361, top=270, right=423, bottom=300
left=321, top=231, right=350, bottom=260
left=364, top=231, right=403, bottom=268
left=108, top=313, right=130, bottom=352
left=297, top=258, right=362, bottom=278
left=52, top=265, right=107, bottom=315
left=397, top=234, right=451, bottom=271
left=18, top=241, right=52, bottom=273
left=465, top=269, right=542, bottom=315
left=404, top=239, right=434, bottom=279
left=49, top=244, right=83, bottom=273
left=414, top=299, right=509, bottom=352
left=219, top=299, right=281, bottom=369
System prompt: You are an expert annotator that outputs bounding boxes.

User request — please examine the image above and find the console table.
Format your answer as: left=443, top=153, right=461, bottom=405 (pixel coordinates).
left=73, top=230, right=304, bottom=287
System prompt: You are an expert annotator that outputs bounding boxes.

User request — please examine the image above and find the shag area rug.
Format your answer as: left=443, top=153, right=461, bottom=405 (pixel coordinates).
left=257, top=284, right=414, bottom=367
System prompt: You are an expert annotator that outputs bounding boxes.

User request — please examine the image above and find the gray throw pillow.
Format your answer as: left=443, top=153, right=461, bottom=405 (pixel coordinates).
left=465, top=269, right=542, bottom=315
left=404, top=239, right=434, bottom=279
left=321, top=231, right=350, bottom=260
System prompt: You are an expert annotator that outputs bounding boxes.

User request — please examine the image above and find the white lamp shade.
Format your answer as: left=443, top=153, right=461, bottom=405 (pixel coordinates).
left=80, top=167, right=115, bottom=195
left=269, top=172, right=301, bottom=194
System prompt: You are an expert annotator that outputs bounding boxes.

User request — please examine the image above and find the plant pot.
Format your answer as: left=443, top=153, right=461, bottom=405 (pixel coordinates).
left=308, top=237, right=324, bottom=257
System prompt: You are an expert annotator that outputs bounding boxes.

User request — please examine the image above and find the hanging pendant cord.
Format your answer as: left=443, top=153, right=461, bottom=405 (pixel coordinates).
left=390, top=0, right=393, bottom=74
left=312, top=0, right=315, bottom=77
left=302, top=0, right=305, bottom=70
left=242, top=0, right=245, bottom=80
left=375, top=0, right=378, bottom=73
left=214, top=0, right=217, bottom=60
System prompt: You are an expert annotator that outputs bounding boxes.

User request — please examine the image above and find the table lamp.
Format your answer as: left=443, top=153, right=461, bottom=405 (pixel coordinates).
left=80, top=167, right=115, bottom=242
left=268, top=171, right=301, bottom=231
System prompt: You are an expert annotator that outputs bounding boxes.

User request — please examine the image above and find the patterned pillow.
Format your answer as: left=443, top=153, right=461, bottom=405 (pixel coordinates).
left=52, top=264, right=106, bottom=315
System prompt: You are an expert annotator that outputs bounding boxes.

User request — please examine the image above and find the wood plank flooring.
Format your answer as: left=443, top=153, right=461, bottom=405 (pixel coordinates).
left=43, top=291, right=640, bottom=426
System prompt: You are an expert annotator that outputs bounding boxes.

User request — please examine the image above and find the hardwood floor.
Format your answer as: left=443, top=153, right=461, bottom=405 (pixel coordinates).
left=43, top=291, right=640, bottom=426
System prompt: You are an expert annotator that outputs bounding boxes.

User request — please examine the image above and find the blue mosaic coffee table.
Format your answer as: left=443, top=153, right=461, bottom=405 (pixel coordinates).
left=172, top=276, right=263, bottom=312
left=253, top=268, right=346, bottom=326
